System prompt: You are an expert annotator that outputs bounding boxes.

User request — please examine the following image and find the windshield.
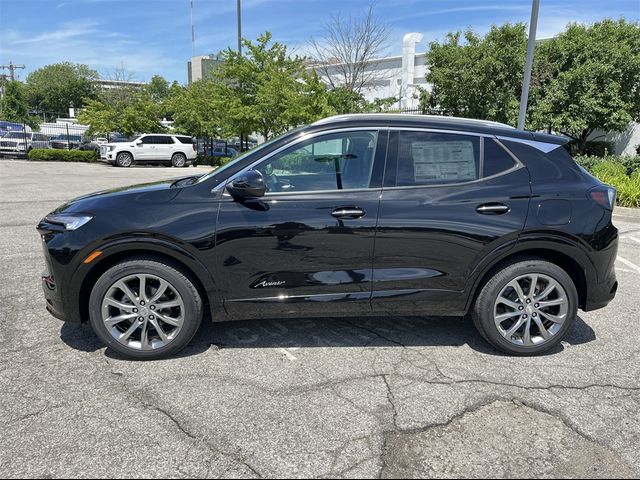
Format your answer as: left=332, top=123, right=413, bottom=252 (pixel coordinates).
left=3, top=132, right=30, bottom=139
left=195, top=126, right=307, bottom=184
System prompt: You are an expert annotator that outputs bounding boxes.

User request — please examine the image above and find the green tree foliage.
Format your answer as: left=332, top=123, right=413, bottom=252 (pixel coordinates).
left=422, top=23, right=527, bottom=125
left=25, top=62, right=98, bottom=116
left=78, top=92, right=163, bottom=137
left=0, top=80, right=39, bottom=127
left=528, top=19, right=640, bottom=152
left=145, top=75, right=171, bottom=103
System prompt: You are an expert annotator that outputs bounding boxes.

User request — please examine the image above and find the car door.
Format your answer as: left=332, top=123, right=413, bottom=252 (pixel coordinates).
left=214, top=129, right=387, bottom=319
left=371, top=129, right=531, bottom=316
left=133, top=135, right=155, bottom=161
left=156, top=136, right=175, bottom=160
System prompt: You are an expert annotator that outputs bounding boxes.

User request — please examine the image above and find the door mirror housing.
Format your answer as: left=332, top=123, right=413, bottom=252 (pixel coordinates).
left=227, top=170, right=266, bottom=199
left=135, top=139, right=143, bottom=145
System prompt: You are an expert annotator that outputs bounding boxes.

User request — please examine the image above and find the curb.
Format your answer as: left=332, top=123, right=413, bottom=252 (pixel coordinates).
left=614, top=206, right=640, bottom=218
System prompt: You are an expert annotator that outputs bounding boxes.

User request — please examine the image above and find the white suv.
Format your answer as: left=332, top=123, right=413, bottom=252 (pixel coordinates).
left=100, top=134, right=197, bottom=167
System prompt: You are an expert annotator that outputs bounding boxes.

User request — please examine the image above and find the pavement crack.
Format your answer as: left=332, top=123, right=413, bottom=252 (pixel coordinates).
left=381, top=375, right=399, bottom=429
left=340, top=319, right=407, bottom=348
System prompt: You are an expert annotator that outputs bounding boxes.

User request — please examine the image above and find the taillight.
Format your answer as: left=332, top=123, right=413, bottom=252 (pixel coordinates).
left=588, top=186, right=616, bottom=210
left=192, top=143, right=196, bottom=151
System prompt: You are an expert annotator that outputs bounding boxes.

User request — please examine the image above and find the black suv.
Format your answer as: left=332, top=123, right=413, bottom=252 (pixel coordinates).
left=37, top=114, right=618, bottom=359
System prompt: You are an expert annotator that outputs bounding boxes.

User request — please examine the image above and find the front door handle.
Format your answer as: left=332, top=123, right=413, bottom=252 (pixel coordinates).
left=476, top=203, right=510, bottom=215
left=331, top=207, right=366, bottom=219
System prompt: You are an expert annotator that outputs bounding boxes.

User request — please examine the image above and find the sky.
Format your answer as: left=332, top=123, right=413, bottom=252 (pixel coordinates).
left=0, top=0, right=638, bottom=84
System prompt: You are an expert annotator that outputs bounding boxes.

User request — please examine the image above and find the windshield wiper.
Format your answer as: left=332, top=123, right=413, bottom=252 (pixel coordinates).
left=170, top=175, right=202, bottom=188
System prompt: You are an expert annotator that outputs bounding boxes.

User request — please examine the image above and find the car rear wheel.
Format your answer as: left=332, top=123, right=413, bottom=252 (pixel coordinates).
left=472, top=258, right=578, bottom=355
left=171, top=153, right=186, bottom=167
left=116, top=152, right=133, bottom=167
left=88, top=257, right=203, bottom=360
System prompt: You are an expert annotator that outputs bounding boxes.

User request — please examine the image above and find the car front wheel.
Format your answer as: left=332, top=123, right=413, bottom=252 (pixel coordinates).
left=472, top=258, right=578, bottom=355
left=88, top=257, right=203, bottom=360
left=115, top=152, right=133, bottom=167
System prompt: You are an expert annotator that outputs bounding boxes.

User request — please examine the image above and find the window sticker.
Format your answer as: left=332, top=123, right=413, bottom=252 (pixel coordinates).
left=411, top=141, right=476, bottom=182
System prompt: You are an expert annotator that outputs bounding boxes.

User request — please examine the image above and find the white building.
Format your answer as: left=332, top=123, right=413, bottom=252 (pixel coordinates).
left=312, top=33, right=429, bottom=110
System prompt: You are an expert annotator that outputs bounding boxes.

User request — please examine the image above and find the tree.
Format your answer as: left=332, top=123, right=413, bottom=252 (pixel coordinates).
left=421, top=23, right=527, bottom=125
left=77, top=91, right=163, bottom=137
left=528, top=19, right=640, bottom=153
left=145, top=75, right=171, bottom=103
left=25, top=62, right=98, bottom=117
left=309, top=3, right=390, bottom=95
left=0, top=80, right=40, bottom=128
left=211, top=32, right=332, bottom=141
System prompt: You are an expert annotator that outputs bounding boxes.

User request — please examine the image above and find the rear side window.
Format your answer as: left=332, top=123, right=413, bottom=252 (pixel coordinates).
left=155, top=136, right=174, bottom=144
left=176, top=136, right=194, bottom=144
left=484, top=139, right=516, bottom=177
left=394, top=131, right=480, bottom=186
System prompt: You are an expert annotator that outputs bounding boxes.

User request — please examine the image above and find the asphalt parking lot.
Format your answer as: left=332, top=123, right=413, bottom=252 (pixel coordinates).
left=1, top=159, right=639, bottom=478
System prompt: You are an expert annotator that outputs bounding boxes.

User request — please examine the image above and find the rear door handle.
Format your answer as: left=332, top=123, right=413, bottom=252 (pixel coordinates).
left=476, top=203, right=510, bottom=215
left=331, top=207, right=366, bottom=219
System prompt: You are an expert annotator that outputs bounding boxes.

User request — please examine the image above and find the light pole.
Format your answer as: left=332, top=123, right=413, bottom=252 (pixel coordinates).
left=237, top=0, right=242, bottom=56
left=517, top=0, right=540, bottom=130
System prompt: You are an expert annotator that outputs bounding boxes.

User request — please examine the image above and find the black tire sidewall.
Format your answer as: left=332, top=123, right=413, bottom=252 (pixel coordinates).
left=473, top=259, right=578, bottom=355
left=89, top=259, right=202, bottom=360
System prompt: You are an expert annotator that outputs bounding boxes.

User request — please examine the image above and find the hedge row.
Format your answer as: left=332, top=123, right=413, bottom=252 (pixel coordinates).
left=575, top=154, right=640, bottom=207
left=192, top=154, right=233, bottom=167
left=28, top=149, right=98, bottom=163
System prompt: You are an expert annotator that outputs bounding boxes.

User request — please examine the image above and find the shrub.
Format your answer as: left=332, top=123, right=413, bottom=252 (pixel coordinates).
left=574, top=154, right=640, bottom=207
left=192, top=154, right=232, bottom=167
left=28, top=148, right=98, bottom=163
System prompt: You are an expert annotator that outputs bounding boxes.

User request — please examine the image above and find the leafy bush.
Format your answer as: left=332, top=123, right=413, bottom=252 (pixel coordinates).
left=192, top=154, right=232, bottom=167
left=28, top=148, right=98, bottom=163
left=574, top=154, right=640, bottom=207
left=583, top=141, right=615, bottom=157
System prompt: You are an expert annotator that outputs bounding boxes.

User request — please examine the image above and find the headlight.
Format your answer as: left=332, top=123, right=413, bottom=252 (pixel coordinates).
left=44, top=213, right=94, bottom=231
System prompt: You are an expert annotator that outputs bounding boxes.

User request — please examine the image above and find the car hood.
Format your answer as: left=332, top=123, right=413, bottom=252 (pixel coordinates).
left=50, top=177, right=188, bottom=214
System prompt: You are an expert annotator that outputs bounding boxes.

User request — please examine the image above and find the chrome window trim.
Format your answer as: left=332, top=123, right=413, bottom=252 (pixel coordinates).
left=219, top=127, right=384, bottom=195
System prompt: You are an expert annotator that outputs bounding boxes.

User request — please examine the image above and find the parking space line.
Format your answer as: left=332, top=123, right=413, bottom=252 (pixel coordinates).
left=624, top=235, right=640, bottom=245
left=616, top=256, right=640, bottom=274
left=279, top=348, right=298, bottom=361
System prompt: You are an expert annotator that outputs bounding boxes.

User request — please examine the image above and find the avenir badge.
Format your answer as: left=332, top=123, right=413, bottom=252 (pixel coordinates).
left=252, top=279, right=286, bottom=289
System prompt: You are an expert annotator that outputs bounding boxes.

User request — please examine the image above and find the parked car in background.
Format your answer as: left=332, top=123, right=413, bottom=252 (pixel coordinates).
left=0, top=121, right=28, bottom=138
left=211, top=145, right=238, bottom=157
left=0, top=131, right=50, bottom=156
left=100, top=133, right=197, bottom=167
left=79, top=137, right=108, bottom=153
left=38, top=114, right=618, bottom=359
left=50, top=134, right=83, bottom=150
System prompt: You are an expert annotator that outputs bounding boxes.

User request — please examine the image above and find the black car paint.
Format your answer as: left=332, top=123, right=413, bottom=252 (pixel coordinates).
left=37, top=115, right=618, bottom=326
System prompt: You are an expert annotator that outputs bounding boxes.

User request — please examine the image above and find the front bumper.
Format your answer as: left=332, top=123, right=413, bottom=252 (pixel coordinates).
left=42, top=273, right=66, bottom=321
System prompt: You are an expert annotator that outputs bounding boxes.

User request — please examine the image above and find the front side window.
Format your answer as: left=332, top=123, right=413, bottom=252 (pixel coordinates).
left=395, top=131, right=480, bottom=186
left=139, top=136, right=153, bottom=145
left=255, top=131, right=377, bottom=193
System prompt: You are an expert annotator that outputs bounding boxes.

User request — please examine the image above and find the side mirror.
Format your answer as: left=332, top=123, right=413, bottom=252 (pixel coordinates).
left=227, top=170, right=266, bottom=199
left=135, top=139, right=143, bottom=145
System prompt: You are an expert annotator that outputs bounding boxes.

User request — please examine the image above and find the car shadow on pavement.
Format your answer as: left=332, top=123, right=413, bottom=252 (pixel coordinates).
left=60, top=314, right=596, bottom=360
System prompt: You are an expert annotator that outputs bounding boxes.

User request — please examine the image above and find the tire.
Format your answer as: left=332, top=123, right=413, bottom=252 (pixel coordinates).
left=171, top=153, right=186, bottom=167
left=88, top=257, right=203, bottom=360
left=472, top=257, right=578, bottom=356
left=116, top=152, right=133, bottom=167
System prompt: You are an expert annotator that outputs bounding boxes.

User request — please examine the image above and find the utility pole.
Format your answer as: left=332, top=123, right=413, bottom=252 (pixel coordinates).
left=0, top=61, right=26, bottom=81
left=517, top=0, right=540, bottom=130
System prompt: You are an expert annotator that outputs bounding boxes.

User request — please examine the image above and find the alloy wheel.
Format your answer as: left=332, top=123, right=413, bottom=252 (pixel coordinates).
left=493, top=273, right=569, bottom=346
left=101, top=273, right=185, bottom=350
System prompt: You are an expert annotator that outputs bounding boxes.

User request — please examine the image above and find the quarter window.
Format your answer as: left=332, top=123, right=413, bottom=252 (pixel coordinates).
left=255, top=131, right=377, bottom=193
left=484, top=139, right=516, bottom=177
